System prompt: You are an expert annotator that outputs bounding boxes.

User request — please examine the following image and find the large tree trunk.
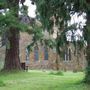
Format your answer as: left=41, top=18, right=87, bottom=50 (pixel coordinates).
left=4, top=28, right=21, bottom=70
left=84, top=1, right=90, bottom=83
left=3, top=0, right=21, bottom=71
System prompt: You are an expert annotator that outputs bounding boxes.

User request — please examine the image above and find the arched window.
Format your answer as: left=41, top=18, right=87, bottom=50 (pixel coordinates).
left=34, top=46, right=39, bottom=61
left=44, top=47, right=48, bottom=60
left=68, top=48, right=71, bottom=60
left=64, top=48, right=71, bottom=61
left=25, top=48, right=30, bottom=67
left=64, top=48, right=68, bottom=61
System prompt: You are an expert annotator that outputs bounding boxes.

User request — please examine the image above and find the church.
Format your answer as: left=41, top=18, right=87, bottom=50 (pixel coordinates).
left=20, top=32, right=87, bottom=71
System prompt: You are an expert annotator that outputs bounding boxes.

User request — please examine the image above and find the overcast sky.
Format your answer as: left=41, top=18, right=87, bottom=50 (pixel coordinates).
left=24, top=0, right=36, bottom=18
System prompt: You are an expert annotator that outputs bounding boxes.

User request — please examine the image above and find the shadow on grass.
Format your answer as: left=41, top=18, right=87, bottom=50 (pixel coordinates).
left=0, top=80, right=6, bottom=87
left=49, top=71, right=64, bottom=76
left=0, top=69, right=25, bottom=75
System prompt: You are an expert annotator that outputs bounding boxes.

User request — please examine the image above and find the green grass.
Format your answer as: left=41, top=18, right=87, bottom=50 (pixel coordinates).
left=0, top=70, right=89, bottom=90
left=0, top=80, right=5, bottom=87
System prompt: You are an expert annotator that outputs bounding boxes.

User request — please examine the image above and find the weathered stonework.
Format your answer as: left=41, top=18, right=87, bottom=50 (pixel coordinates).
left=20, top=32, right=87, bottom=71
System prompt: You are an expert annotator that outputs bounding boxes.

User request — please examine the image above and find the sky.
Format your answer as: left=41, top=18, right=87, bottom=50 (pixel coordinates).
left=67, top=13, right=86, bottom=41
left=24, top=0, right=36, bottom=18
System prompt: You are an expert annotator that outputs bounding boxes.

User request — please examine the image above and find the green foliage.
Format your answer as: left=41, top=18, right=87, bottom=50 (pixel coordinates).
left=84, top=66, right=90, bottom=83
left=71, top=0, right=87, bottom=12
left=44, top=39, right=56, bottom=49
left=83, top=13, right=90, bottom=43
left=35, top=0, right=88, bottom=29
left=27, top=25, right=44, bottom=52
left=20, top=5, right=28, bottom=15
left=34, top=0, right=88, bottom=58
left=0, top=0, right=7, bottom=9
left=0, top=0, right=32, bottom=35
left=0, top=12, right=30, bottom=32
left=27, top=42, right=34, bottom=52
left=36, top=0, right=71, bottom=30
left=32, top=26, right=44, bottom=42
left=78, top=40, right=85, bottom=49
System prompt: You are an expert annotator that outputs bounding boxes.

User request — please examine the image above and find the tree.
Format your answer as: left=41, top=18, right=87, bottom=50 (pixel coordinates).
left=4, top=0, right=21, bottom=71
left=84, top=0, right=90, bottom=83
left=0, top=0, right=29, bottom=71
left=33, top=0, right=90, bottom=82
left=35, top=0, right=71, bottom=70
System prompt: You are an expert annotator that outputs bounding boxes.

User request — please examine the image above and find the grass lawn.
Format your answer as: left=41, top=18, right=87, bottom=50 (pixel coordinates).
left=0, top=70, right=89, bottom=90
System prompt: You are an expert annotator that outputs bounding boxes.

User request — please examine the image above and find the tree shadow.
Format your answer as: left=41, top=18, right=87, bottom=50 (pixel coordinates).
left=49, top=71, right=64, bottom=76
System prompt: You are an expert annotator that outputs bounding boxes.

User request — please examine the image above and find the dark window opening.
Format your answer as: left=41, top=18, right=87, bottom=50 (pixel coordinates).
left=64, top=48, right=71, bottom=61
left=34, top=46, right=39, bottom=61
left=44, top=47, right=48, bottom=60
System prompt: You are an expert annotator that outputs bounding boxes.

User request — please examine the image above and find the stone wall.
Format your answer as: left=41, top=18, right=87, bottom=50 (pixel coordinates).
left=20, top=33, right=87, bottom=71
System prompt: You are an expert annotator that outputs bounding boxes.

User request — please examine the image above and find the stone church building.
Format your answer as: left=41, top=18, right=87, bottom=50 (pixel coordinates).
left=19, top=15, right=87, bottom=71
left=20, top=32, right=87, bottom=71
